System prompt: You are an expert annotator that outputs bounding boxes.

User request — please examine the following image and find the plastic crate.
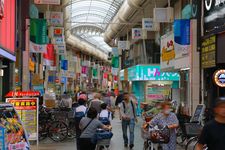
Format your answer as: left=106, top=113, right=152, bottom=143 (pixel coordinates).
left=185, top=123, right=202, bottom=137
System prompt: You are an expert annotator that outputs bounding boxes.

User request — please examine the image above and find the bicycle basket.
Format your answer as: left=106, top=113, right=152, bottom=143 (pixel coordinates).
left=185, top=123, right=202, bottom=137
left=149, top=127, right=170, bottom=144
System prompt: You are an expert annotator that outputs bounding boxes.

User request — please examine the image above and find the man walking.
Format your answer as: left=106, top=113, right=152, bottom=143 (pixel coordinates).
left=196, top=97, right=225, bottom=150
left=120, top=92, right=137, bottom=149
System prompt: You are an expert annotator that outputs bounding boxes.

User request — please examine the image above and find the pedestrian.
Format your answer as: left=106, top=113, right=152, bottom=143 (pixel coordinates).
left=99, top=103, right=111, bottom=125
left=149, top=101, right=179, bottom=150
left=61, top=91, right=72, bottom=109
left=115, top=91, right=124, bottom=107
left=120, top=92, right=137, bottom=149
left=79, top=107, right=112, bottom=150
left=196, top=97, right=225, bottom=150
left=89, top=93, right=103, bottom=113
left=75, top=94, right=87, bottom=150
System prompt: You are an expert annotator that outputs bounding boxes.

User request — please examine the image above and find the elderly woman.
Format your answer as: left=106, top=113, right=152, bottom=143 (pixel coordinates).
left=149, top=101, right=179, bottom=150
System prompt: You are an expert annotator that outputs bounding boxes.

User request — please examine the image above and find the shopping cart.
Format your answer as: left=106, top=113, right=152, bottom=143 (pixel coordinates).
left=96, top=138, right=111, bottom=150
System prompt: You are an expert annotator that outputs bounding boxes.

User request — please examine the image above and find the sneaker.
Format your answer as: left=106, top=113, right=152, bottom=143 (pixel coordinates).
left=124, top=144, right=128, bottom=147
left=129, top=144, right=134, bottom=149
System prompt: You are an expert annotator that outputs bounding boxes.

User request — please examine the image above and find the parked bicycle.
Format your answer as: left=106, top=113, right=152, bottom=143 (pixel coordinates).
left=39, top=107, right=68, bottom=142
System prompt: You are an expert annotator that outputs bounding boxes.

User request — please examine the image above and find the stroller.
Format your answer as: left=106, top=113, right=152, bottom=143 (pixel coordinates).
left=95, top=129, right=113, bottom=150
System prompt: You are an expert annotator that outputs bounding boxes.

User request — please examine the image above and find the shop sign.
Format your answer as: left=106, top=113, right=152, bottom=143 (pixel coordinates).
left=142, top=18, right=160, bottom=31
left=52, top=37, right=65, bottom=45
left=30, top=19, right=48, bottom=45
left=119, top=69, right=124, bottom=81
left=93, top=68, right=98, bottom=79
left=160, top=32, right=175, bottom=69
left=6, top=98, right=38, bottom=141
left=29, top=58, right=35, bottom=72
left=50, top=27, right=64, bottom=38
left=174, top=19, right=190, bottom=58
left=204, top=0, right=225, bottom=34
left=61, top=60, right=68, bottom=70
left=201, top=35, right=216, bottom=68
left=55, top=44, right=66, bottom=55
left=111, top=56, right=119, bottom=68
left=5, top=91, right=40, bottom=97
left=0, top=0, right=4, bottom=20
left=34, top=0, right=60, bottom=5
left=118, top=41, right=130, bottom=50
left=46, top=11, right=63, bottom=26
left=112, top=47, right=119, bottom=56
left=213, top=69, right=225, bottom=87
left=0, top=0, right=16, bottom=55
left=29, top=4, right=39, bottom=19
left=132, top=28, right=142, bottom=39
left=112, top=67, right=119, bottom=76
left=128, top=65, right=180, bottom=81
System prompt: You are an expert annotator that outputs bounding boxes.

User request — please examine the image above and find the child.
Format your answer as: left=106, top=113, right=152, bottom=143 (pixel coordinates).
left=99, top=103, right=111, bottom=125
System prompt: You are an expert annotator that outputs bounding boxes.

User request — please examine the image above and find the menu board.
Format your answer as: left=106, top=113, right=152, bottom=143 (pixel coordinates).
left=6, top=98, right=38, bottom=141
left=146, top=85, right=171, bottom=103
left=0, top=104, right=30, bottom=150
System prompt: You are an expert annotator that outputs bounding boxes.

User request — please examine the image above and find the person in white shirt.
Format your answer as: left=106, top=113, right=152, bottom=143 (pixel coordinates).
left=99, top=103, right=111, bottom=125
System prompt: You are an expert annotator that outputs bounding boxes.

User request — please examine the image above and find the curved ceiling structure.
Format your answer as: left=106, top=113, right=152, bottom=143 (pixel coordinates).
left=69, top=0, right=124, bottom=54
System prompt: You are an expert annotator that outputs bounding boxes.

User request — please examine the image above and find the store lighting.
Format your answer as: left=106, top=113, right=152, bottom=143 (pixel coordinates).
left=0, top=69, right=3, bottom=76
left=181, top=67, right=190, bottom=71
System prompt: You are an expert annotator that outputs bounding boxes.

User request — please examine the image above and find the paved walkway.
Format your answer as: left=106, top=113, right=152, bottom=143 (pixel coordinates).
left=31, top=112, right=184, bottom=150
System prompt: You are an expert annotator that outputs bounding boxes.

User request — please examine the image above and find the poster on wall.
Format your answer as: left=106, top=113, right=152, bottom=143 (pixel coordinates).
left=132, top=28, right=142, bottom=39
left=6, top=98, right=38, bottom=142
left=146, top=85, right=171, bottom=102
left=46, top=11, right=63, bottom=26
left=160, top=32, right=175, bottom=70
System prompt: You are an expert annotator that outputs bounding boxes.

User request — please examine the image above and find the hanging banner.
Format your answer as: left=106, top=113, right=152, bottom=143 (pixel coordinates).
left=6, top=98, right=39, bottom=141
left=142, top=18, right=160, bottom=31
left=160, top=32, right=175, bottom=70
left=111, top=56, right=119, bottom=68
left=174, top=19, right=190, bottom=58
left=43, top=44, right=55, bottom=66
left=61, top=60, right=68, bottom=70
left=55, top=44, right=66, bottom=55
left=29, top=41, right=47, bottom=53
left=34, top=0, right=60, bottom=5
left=46, top=11, right=63, bottom=26
left=112, top=47, right=119, bottom=56
left=30, top=19, right=48, bottom=44
left=132, top=28, right=142, bottom=39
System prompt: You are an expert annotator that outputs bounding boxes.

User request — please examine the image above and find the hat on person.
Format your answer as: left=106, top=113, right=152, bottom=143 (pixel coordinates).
left=78, top=94, right=87, bottom=101
left=215, top=97, right=225, bottom=107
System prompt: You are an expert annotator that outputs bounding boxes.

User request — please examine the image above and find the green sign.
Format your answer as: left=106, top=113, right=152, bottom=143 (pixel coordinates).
left=93, top=68, right=98, bottom=79
left=111, top=56, right=119, bottom=68
left=128, top=65, right=180, bottom=81
left=30, top=19, right=48, bottom=44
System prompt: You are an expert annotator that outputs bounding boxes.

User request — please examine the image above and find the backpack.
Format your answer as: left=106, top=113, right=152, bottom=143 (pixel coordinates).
left=99, top=111, right=111, bottom=125
left=74, top=106, right=87, bottom=122
left=122, top=101, right=136, bottom=118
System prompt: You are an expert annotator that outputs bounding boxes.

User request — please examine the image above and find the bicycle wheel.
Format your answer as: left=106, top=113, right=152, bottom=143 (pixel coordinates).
left=38, top=123, right=48, bottom=141
left=185, top=136, right=198, bottom=150
left=48, top=121, right=68, bottom=142
left=67, top=121, right=76, bottom=139
left=176, top=127, right=186, bottom=145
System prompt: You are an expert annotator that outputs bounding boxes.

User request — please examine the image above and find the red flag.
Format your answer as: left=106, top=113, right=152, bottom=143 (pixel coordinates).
left=43, top=44, right=55, bottom=66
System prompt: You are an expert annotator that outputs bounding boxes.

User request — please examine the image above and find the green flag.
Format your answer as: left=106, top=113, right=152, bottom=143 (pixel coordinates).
left=30, top=19, right=47, bottom=44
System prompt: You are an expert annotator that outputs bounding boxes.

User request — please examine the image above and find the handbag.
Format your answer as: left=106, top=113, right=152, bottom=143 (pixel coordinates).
left=149, top=126, right=170, bottom=144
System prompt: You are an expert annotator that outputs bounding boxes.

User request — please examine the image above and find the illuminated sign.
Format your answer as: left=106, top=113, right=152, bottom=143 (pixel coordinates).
left=0, top=0, right=4, bottom=20
left=214, top=70, right=225, bottom=87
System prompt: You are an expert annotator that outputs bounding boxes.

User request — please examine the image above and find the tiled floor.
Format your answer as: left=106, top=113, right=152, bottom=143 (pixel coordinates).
left=31, top=112, right=184, bottom=150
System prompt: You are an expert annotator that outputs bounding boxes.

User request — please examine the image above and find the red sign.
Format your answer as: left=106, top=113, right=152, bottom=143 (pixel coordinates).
left=5, top=91, right=40, bottom=97
left=43, top=44, right=55, bottom=66
left=0, top=0, right=15, bottom=54
left=7, top=99, right=37, bottom=110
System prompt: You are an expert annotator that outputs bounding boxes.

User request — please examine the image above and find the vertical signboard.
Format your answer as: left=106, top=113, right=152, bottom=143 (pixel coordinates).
left=6, top=98, right=39, bottom=142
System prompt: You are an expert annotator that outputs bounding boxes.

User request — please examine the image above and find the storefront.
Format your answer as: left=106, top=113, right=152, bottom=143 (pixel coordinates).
left=201, top=0, right=225, bottom=108
left=120, top=65, right=180, bottom=115
left=160, top=19, right=199, bottom=115
left=0, top=0, right=16, bottom=101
